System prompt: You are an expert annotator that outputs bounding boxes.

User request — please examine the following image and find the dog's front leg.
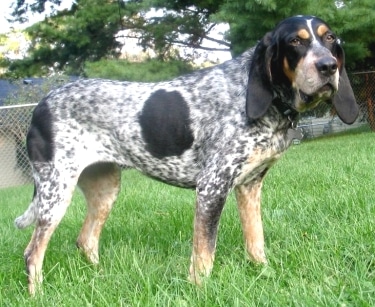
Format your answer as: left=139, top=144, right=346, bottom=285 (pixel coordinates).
left=235, top=177, right=267, bottom=264
left=189, top=176, right=228, bottom=285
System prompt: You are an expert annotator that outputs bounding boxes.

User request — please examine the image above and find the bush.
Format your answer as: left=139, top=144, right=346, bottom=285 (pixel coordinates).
left=83, top=58, right=194, bottom=82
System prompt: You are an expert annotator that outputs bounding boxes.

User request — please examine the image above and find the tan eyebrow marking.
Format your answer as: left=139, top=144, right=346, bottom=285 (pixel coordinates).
left=297, top=29, right=310, bottom=39
left=317, top=24, right=329, bottom=37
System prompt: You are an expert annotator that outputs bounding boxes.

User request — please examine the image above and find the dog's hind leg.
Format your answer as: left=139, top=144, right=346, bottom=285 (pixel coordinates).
left=76, top=162, right=121, bottom=264
left=21, top=163, right=79, bottom=295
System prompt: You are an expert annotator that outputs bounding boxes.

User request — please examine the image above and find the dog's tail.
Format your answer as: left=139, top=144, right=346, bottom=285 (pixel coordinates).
left=14, top=184, right=38, bottom=229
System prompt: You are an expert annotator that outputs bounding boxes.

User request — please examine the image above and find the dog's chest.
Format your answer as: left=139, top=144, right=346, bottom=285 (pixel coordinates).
left=232, top=132, right=290, bottom=186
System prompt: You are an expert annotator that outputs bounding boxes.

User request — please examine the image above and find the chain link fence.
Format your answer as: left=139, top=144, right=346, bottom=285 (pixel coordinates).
left=0, top=104, right=36, bottom=188
left=350, top=71, right=375, bottom=130
left=0, top=72, right=374, bottom=188
left=294, top=72, right=373, bottom=139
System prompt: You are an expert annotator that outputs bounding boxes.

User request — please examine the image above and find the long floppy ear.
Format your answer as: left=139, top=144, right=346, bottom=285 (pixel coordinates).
left=246, top=32, right=274, bottom=120
left=332, top=45, right=359, bottom=124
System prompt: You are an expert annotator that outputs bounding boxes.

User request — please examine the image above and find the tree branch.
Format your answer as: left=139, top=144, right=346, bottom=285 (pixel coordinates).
left=116, top=32, right=232, bottom=52
left=203, top=36, right=231, bottom=47
left=171, top=40, right=230, bottom=52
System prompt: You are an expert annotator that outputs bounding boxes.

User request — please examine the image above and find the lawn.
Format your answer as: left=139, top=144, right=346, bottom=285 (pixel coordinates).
left=0, top=128, right=374, bottom=306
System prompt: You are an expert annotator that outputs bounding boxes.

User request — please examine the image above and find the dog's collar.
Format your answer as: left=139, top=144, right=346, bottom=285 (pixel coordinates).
left=272, top=97, right=299, bottom=126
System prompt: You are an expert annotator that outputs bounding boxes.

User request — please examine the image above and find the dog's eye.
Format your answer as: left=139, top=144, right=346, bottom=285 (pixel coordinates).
left=325, top=34, right=336, bottom=43
left=290, top=38, right=301, bottom=46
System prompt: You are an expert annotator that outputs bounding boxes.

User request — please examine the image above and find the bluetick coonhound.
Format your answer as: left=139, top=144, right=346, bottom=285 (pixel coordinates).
left=15, top=15, right=358, bottom=294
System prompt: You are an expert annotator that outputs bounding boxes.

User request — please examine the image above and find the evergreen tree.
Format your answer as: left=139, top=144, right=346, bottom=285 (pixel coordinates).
left=215, top=0, right=375, bottom=70
left=9, top=0, right=124, bottom=75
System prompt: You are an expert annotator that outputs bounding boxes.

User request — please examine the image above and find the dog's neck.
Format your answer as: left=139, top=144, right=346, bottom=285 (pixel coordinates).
left=272, top=97, right=299, bottom=127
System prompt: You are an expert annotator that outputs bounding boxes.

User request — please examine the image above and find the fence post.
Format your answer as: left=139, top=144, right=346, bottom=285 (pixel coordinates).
left=365, top=73, right=375, bottom=131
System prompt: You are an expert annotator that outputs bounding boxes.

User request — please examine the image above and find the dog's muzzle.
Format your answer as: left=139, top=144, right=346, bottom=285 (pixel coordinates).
left=299, top=83, right=335, bottom=104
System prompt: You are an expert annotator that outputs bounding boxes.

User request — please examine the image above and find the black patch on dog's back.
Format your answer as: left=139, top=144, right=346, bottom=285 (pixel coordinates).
left=139, top=89, right=194, bottom=159
left=27, top=98, right=54, bottom=162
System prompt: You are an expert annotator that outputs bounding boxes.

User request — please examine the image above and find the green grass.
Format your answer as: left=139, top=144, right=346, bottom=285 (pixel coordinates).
left=1, top=128, right=375, bottom=306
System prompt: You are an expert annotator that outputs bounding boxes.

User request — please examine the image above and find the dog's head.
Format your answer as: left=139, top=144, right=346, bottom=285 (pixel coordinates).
left=246, top=15, right=358, bottom=124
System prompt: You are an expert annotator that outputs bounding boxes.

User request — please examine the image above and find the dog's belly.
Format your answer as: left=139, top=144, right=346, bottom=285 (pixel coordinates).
left=121, top=148, right=200, bottom=188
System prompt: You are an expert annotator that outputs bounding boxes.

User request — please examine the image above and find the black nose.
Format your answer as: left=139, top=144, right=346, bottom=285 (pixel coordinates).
left=315, top=57, right=338, bottom=76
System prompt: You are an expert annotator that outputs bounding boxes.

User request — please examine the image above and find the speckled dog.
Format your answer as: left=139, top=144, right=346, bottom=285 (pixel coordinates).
left=16, top=15, right=358, bottom=295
